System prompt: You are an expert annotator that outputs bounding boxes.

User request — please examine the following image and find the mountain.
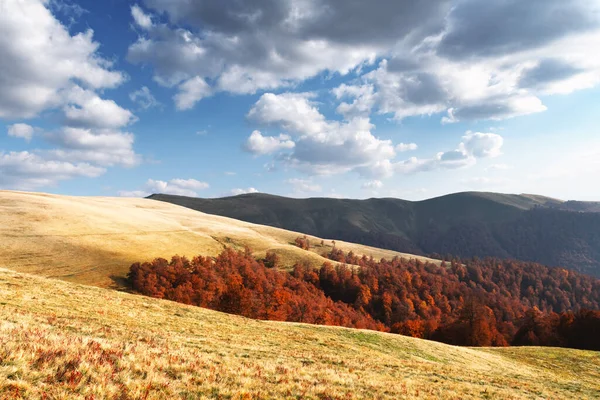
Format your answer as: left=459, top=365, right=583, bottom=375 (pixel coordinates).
left=148, top=192, right=600, bottom=277
left=0, top=191, right=436, bottom=288
left=2, top=267, right=600, bottom=399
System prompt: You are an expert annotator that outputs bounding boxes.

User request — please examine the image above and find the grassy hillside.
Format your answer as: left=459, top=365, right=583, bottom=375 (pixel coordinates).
left=149, top=192, right=600, bottom=276
left=1, top=268, right=600, bottom=399
left=0, top=191, right=437, bottom=288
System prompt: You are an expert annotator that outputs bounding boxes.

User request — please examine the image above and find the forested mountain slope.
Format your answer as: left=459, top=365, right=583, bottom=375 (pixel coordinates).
left=149, top=192, right=600, bottom=277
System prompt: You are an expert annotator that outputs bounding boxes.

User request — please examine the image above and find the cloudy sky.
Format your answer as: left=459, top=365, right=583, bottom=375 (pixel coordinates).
left=1, top=0, right=600, bottom=200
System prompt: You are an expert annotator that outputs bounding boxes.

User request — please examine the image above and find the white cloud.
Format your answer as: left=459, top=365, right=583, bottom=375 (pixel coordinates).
left=126, top=1, right=396, bottom=108
left=248, top=92, right=326, bottom=135
left=142, top=178, right=210, bottom=197
left=45, top=127, right=140, bottom=167
left=174, top=77, right=212, bottom=110
left=460, top=131, right=503, bottom=158
left=0, top=151, right=104, bottom=190
left=63, top=86, right=136, bottom=129
left=228, top=187, right=259, bottom=196
left=244, top=130, right=295, bottom=155
left=361, top=180, right=383, bottom=190
left=332, top=84, right=376, bottom=119
left=169, top=178, right=210, bottom=191
left=355, top=131, right=503, bottom=179
left=327, top=1, right=600, bottom=124
left=246, top=94, right=502, bottom=181
left=345, top=58, right=549, bottom=123
left=131, top=5, right=153, bottom=30
left=285, top=178, right=321, bottom=194
left=247, top=92, right=395, bottom=175
left=129, top=86, right=160, bottom=110
left=0, top=0, right=124, bottom=118
left=396, top=143, right=418, bottom=152
left=125, top=0, right=600, bottom=120
left=7, top=124, right=35, bottom=142
left=0, top=0, right=140, bottom=191
left=118, top=190, right=150, bottom=198
left=354, top=160, right=395, bottom=179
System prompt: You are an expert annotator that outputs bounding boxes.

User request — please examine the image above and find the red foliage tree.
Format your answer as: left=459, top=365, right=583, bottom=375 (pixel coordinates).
left=128, top=246, right=600, bottom=350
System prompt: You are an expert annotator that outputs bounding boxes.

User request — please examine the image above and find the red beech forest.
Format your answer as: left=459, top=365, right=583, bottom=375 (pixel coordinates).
left=128, top=245, right=600, bottom=350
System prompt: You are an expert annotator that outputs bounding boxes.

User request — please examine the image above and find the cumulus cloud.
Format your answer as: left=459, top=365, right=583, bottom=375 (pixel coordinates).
left=333, top=84, right=376, bottom=119
left=63, top=86, right=137, bottom=129
left=331, top=2, right=600, bottom=123
left=7, top=124, right=35, bottom=142
left=174, top=77, right=212, bottom=110
left=0, top=151, right=104, bottom=190
left=121, top=178, right=210, bottom=197
left=168, top=178, right=210, bottom=191
left=123, top=0, right=600, bottom=123
left=437, top=0, right=599, bottom=59
left=244, top=130, right=295, bottom=155
left=127, top=0, right=452, bottom=107
left=460, top=131, right=503, bottom=158
left=342, top=58, right=549, bottom=123
left=228, top=187, right=259, bottom=196
left=118, top=190, right=150, bottom=198
left=0, top=0, right=139, bottom=190
left=146, top=178, right=208, bottom=196
left=356, top=131, right=503, bottom=179
left=247, top=92, right=395, bottom=175
left=129, top=86, right=160, bottom=110
left=0, top=0, right=124, bottom=118
left=246, top=93, right=503, bottom=181
left=396, top=143, right=418, bottom=152
left=45, top=127, right=140, bottom=167
left=131, top=4, right=153, bottom=29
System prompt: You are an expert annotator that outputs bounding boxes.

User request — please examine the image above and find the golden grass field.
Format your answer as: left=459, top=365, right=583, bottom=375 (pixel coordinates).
left=2, top=190, right=599, bottom=399
left=1, top=267, right=599, bottom=399
left=0, top=191, right=438, bottom=288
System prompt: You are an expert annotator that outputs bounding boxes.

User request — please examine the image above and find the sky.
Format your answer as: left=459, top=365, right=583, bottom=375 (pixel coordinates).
left=1, top=0, right=600, bottom=201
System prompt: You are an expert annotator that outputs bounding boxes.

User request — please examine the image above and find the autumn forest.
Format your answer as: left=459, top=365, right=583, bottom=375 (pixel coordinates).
left=128, top=239, right=600, bottom=350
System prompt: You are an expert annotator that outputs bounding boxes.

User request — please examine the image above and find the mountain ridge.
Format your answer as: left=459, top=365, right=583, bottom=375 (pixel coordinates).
left=148, top=191, right=600, bottom=277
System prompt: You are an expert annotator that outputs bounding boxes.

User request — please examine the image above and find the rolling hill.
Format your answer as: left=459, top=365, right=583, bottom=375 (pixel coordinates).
left=149, top=192, right=600, bottom=277
left=2, top=267, right=600, bottom=399
left=0, top=191, right=437, bottom=288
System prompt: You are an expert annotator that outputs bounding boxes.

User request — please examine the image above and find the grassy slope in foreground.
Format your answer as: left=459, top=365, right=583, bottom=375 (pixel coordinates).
left=0, top=191, right=437, bottom=288
left=1, top=269, right=600, bottom=399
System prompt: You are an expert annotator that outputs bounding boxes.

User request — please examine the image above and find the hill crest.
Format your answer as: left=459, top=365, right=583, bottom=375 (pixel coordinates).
left=0, top=190, right=436, bottom=288
left=148, top=191, right=600, bottom=277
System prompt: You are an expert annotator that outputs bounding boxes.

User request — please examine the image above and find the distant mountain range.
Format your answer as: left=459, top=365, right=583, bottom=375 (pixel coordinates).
left=148, top=192, right=600, bottom=277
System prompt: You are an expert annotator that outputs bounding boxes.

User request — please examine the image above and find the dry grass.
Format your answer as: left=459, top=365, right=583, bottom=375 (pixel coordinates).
left=1, top=268, right=599, bottom=399
left=0, top=191, right=438, bottom=288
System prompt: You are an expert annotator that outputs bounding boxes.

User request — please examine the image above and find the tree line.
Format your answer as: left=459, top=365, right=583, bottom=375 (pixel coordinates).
left=127, top=246, right=600, bottom=350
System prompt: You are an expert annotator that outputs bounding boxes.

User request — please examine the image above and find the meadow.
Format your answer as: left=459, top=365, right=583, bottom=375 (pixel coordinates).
left=1, top=267, right=599, bottom=399
left=0, top=191, right=437, bottom=288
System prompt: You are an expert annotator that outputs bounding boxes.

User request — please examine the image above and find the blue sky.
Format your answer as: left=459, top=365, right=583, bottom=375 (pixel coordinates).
left=1, top=0, right=599, bottom=200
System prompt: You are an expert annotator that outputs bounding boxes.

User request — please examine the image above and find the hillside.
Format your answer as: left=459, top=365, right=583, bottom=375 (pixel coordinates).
left=2, top=268, right=600, bottom=399
left=149, top=192, right=600, bottom=277
left=0, top=191, right=436, bottom=288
